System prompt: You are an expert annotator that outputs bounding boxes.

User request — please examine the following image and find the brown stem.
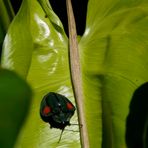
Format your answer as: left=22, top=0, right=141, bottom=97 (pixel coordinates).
left=66, top=0, right=89, bottom=147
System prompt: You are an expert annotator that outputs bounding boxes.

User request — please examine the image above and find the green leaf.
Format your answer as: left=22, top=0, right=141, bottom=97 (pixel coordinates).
left=1, top=0, right=33, bottom=78
left=1, top=0, right=148, bottom=147
left=0, top=68, right=32, bottom=148
left=79, top=0, right=148, bottom=147
left=2, top=0, right=79, bottom=147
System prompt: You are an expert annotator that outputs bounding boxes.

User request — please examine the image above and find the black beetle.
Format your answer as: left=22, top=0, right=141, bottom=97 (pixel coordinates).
left=40, top=92, right=75, bottom=130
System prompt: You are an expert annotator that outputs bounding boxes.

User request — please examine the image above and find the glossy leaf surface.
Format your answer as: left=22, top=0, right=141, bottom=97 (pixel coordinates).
left=1, top=0, right=33, bottom=77
left=2, top=0, right=79, bottom=147
left=1, top=0, right=148, bottom=147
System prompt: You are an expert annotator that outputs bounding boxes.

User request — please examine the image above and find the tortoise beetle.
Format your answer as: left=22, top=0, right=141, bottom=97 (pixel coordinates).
left=40, top=92, right=75, bottom=130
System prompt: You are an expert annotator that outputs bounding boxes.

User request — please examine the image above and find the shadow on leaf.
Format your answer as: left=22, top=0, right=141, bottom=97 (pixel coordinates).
left=126, top=82, right=148, bottom=148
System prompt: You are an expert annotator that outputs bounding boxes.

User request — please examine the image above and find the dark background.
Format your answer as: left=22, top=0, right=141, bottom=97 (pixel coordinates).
left=10, top=0, right=88, bottom=36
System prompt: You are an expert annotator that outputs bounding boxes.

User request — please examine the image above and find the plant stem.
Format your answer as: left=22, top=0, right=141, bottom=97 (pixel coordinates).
left=0, top=0, right=14, bottom=60
left=66, top=0, right=89, bottom=147
left=0, top=0, right=14, bottom=32
left=37, top=0, right=65, bottom=34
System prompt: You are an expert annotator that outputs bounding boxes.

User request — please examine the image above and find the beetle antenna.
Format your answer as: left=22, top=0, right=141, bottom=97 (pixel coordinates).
left=64, top=129, right=79, bottom=132
left=70, top=123, right=78, bottom=125
left=70, top=123, right=83, bottom=128
left=58, top=129, right=64, bottom=143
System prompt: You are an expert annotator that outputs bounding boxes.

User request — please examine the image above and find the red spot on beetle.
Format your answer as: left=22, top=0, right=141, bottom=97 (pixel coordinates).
left=43, top=106, right=51, bottom=115
left=67, top=102, right=73, bottom=110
